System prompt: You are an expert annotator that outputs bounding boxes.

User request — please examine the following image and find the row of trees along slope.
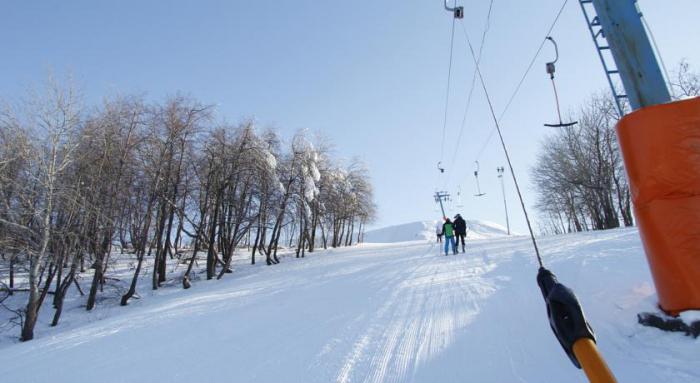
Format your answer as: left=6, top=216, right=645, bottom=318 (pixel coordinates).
left=0, top=80, right=376, bottom=341
left=533, top=60, right=699, bottom=234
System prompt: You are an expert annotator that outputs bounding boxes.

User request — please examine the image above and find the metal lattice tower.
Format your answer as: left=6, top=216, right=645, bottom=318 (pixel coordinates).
left=578, top=0, right=627, bottom=117
left=579, top=0, right=671, bottom=115
left=434, top=191, right=451, bottom=218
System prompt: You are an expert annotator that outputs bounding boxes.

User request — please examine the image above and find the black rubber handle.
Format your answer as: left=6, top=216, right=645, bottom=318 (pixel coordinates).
left=537, top=267, right=596, bottom=368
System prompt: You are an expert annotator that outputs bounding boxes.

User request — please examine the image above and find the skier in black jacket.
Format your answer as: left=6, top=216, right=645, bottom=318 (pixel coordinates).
left=453, top=214, right=467, bottom=253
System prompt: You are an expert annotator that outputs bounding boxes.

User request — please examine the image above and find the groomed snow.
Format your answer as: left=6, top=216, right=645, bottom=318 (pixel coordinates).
left=1, top=228, right=698, bottom=382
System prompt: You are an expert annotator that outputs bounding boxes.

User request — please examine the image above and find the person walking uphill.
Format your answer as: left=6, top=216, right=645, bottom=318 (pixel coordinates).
left=453, top=214, right=467, bottom=253
left=442, top=218, right=457, bottom=255
left=435, top=221, right=443, bottom=243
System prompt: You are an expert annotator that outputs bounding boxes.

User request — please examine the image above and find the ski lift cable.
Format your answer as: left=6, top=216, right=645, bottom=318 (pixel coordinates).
left=472, top=0, right=570, bottom=162
left=437, top=0, right=567, bottom=194
left=459, top=20, right=542, bottom=266
left=457, top=17, right=616, bottom=382
left=439, top=16, right=458, bottom=164
left=442, top=0, right=496, bottom=190
left=639, top=13, right=675, bottom=99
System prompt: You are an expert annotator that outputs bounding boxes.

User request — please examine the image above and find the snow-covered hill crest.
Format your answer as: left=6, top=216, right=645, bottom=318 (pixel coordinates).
left=363, top=219, right=512, bottom=243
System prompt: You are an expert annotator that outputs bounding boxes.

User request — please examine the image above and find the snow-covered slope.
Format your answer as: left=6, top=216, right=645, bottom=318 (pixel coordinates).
left=363, top=221, right=436, bottom=243
left=363, top=219, right=511, bottom=243
left=464, top=220, right=513, bottom=239
left=1, top=228, right=698, bottom=382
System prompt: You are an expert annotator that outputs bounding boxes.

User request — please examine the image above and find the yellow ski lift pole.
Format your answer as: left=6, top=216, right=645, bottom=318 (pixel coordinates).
left=573, top=339, right=616, bottom=383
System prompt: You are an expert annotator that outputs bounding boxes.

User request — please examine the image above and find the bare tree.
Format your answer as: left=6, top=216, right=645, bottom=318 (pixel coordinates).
left=533, top=92, right=632, bottom=233
left=0, top=78, right=83, bottom=341
left=671, top=59, right=700, bottom=99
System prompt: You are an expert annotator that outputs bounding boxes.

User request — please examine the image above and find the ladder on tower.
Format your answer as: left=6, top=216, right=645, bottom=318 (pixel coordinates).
left=578, top=0, right=627, bottom=117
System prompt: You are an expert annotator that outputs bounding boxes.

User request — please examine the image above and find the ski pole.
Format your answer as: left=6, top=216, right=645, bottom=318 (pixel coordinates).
left=537, top=268, right=617, bottom=383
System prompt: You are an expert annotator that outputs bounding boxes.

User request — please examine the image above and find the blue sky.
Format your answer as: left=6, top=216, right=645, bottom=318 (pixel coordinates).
left=1, top=0, right=699, bottom=232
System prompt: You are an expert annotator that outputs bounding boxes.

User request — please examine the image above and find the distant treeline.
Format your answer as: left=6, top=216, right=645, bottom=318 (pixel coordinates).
left=0, top=79, right=376, bottom=341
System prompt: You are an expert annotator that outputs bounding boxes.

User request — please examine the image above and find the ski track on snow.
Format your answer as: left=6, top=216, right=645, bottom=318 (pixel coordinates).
left=1, top=228, right=699, bottom=382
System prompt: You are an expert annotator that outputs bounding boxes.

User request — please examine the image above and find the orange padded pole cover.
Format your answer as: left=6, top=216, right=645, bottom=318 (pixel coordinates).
left=616, top=96, right=700, bottom=314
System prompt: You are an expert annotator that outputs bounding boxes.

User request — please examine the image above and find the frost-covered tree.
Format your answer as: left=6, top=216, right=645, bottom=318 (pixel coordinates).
left=0, top=82, right=375, bottom=341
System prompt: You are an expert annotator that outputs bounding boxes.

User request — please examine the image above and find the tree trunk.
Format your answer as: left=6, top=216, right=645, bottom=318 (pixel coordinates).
left=121, top=173, right=162, bottom=306
left=182, top=232, right=201, bottom=290
left=51, top=254, right=78, bottom=327
left=87, top=231, right=110, bottom=310
left=9, top=256, right=14, bottom=292
left=21, top=172, right=55, bottom=341
left=308, top=204, right=318, bottom=252
left=206, top=190, right=222, bottom=280
left=152, top=202, right=168, bottom=289
left=36, top=262, right=56, bottom=313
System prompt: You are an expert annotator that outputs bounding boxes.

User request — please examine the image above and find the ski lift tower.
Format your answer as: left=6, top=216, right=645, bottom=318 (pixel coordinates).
left=583, top=0, right=700, bottom=314
left=497, top=167, right=511, bottom=235
left=434, top=191, right=450, bottom=219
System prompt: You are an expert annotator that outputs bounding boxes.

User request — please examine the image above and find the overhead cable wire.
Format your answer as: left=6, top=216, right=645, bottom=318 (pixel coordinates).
left=443, top=0, right=496, bottom=189
left=473, top=0, right=570, bottom=162
left=434, top=16, right=458, bottom=191
left=440, top=16, right=458, bottom=164
left=460, top=20, right=543, bottom=267
left=640, top=13, right=675, bottom=99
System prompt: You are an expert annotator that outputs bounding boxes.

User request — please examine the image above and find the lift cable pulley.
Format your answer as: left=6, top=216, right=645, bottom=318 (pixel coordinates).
left=437, top=161, right=445, bottom=173
left=544, top=37, right=578, bottom=128
left=444, top=0, right=464, bottom=19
